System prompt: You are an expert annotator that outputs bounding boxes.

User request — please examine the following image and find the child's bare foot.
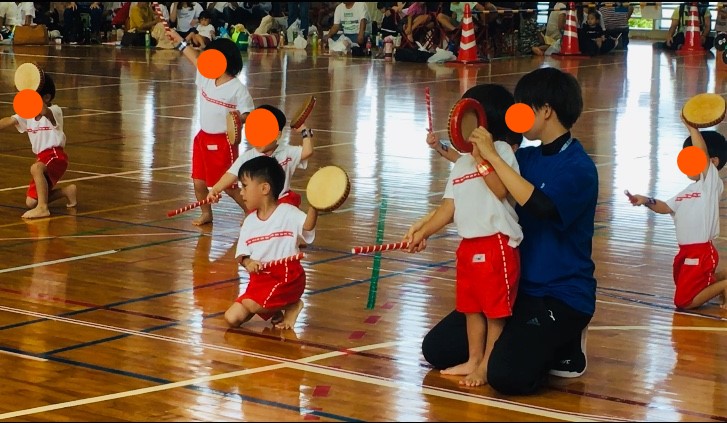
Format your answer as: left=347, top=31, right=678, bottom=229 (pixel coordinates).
left=721, top=291, right=727, bottom=310
left=275, top=300, right=304, bottom=330
left=193, top=213, right=213, bottom=226
left=22, top=206, right=50, bottom=219
left=271, top=310, right=284, bottom=325
left=63, top=184, right=77, bottom=207
left=532, top=46, right=544, bottom=56
left=441, top=360, right=478, bottom=375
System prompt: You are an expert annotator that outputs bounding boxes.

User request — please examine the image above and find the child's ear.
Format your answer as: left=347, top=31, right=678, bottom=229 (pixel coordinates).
left=261, top=182, right=271, bottom=194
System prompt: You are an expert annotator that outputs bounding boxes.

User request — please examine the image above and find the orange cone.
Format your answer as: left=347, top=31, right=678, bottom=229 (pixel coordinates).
left=555, top=2, right=581, bottom=56
left=453, top=3, right=486, bottom=64
left=680, top=2, right=705, bottom=53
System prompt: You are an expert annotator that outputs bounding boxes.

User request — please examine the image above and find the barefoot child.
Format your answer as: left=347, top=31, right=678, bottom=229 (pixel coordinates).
left=206, top=104, right=314, bottom=209
left=628, top=123, right=727, bottom=310
left=224, top=156, right=318, bottom=330
left=405, top=85, right=524, bottom=387
left=167, top=31, right=255, bottom=225
left=0, top=74, right=77, bottom=219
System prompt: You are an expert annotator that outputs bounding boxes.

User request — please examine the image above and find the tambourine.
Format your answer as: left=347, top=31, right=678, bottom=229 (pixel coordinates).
left=15, top=62, right=45, bottom=92
left=306, top=165, right=350, bottom=212
left=226, top=110, right=243, bottom=145
left=681, top=93, right=726, bottom=129
left=716, top=32, right=727, bottom=52
left=447, top=98, right=488, bottom=154
left=290, top=95, right=316, bottom=129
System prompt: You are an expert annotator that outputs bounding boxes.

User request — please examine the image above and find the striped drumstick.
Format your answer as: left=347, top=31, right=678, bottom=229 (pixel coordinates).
left=425, top=86, right=433, bottom=133
left=152, top=2, right=171, bottom=33
left=351, top=242, right=410, bottom=255
left=260, top=253, right=305, bottom=270
left=166, top=195, right=222, bottom=217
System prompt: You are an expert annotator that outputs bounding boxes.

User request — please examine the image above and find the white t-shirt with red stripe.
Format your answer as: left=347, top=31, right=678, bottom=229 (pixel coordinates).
left=443, top=141, right=523, bottom=247
left=666, top=162, right=724, bottom=245
left=13, top=105, right=66, bottom=155
left=227, top=144, right=307, bottom=197
left=196, top=70, right=255, bottom=134
left=235, top=204, right=315, bottom=261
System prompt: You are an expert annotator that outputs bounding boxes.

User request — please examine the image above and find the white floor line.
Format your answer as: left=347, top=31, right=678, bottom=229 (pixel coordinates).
left=0, top=233, right=189, bottom=242
left=0, top=250, right=118, bottom=274
left=0, top=165, right=187, bottom=192
left=0, top=349, right=48, bottom=362
left=0, top=306, right=626, bottom=422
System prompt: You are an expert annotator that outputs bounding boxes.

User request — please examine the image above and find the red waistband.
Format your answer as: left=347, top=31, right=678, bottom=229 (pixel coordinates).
left=678, top=241, right=714, bottom=249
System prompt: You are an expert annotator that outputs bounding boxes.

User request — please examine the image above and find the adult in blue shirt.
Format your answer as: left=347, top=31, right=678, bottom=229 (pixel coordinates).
left=419, top=67, right=598, bottom=395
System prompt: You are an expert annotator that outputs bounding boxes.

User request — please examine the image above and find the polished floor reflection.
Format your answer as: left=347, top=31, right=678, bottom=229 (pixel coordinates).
left=0, top=41, right=725, bottom=421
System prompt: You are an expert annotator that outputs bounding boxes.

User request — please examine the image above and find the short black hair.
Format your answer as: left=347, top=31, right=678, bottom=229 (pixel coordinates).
left=256, top=104, right=287, bottom=131
left=514, top=67, right=583, bottom=129
left=462, top=83, right=523, bottom=147
left=198, top=10, right=211, bottom=21
left=683, top=131, right=727, bottom=170
left=205, top=38, right=243, bottom=77
left=38, top=74, right=55, bottom=101
left=238, top=155, right=285, bottom=199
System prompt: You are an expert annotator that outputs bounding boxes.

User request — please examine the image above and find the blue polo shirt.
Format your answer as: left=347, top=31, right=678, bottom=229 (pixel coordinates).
left=514, top=138, right=598, bottom=316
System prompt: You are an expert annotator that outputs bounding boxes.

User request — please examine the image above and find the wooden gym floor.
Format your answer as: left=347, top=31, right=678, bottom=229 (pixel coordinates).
left=0, top=40, right=726, bottom=422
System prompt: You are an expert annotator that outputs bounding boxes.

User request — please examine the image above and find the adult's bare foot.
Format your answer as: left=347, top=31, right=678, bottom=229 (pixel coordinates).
left=460, top=362, right=488, bottom=387
left=440, top=360, right=478, bottom=376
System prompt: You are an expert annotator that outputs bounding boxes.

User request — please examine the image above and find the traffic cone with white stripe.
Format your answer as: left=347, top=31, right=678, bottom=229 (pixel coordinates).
left=453, top=3, right=485, bottom=63
left=555, top=2, right=581, bottom=56
left=680, top=2, right=706, bottom=53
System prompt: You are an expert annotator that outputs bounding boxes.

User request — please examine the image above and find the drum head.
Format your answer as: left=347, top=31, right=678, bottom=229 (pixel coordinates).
left=226, top=110, right=242, bottom=145
left=682, top=93, right=726, bottom=128
left=447, top=98, right=487, bottom=153
left=306, top=166, right=350, bottom=212
left=15, top=63, right=44, bottom=92
left=290, top=95, right=316, bottom=129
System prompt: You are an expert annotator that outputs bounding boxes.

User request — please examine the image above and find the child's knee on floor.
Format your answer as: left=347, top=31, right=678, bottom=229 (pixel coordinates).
left=26, top=197, right=38, bottom=208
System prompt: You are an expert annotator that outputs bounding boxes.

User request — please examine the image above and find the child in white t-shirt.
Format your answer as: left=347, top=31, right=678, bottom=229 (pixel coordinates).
left=207, top=104, right=314, bottom=211
left=224, top=155, right=318, bottom=330
left=0, top=74, right=77, bottom=219
left=186, top=10, right=215, bottom=47
left=628, top=119, right=727, bottom=310
left=166, top=29, right=255, bottom=226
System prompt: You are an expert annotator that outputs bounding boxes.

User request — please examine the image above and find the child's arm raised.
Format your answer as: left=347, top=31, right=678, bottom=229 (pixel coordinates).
left=470, top=126, right=534, bottom=206
left=296, top=124, right=314, bottom=161
left=167, top=28, right=200, bottom=67
left=426, top=132, right=460, bottom=163
left=683, top=117, right=711, bottom=179
left=0, top=116, right=19, bottom=131
left=472, top=142, right=508, bottom=199
left=303, top=206, right=319, bottom=231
